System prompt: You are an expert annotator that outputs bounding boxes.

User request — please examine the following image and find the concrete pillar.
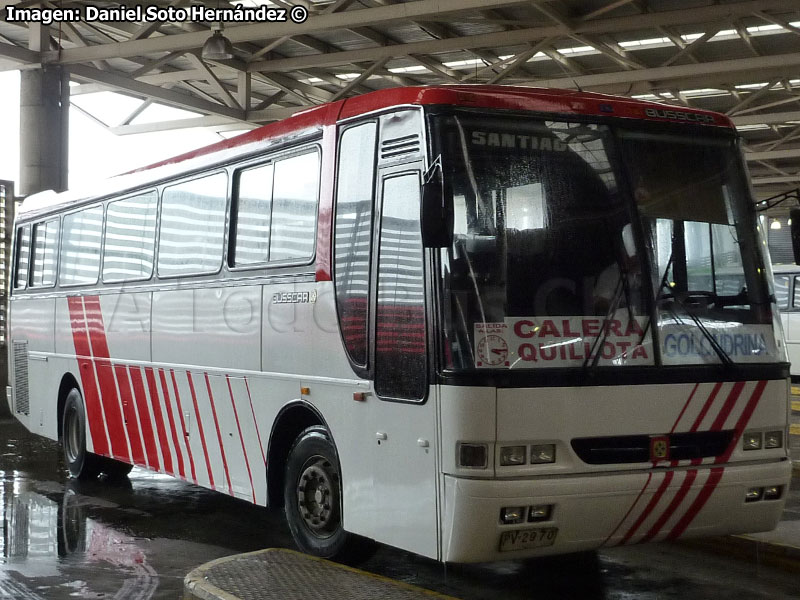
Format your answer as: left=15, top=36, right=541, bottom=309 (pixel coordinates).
left=19, top=65, right=69, bottom=196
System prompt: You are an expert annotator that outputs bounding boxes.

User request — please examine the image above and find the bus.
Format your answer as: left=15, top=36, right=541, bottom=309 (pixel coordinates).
left=7, top=85, right=792, bottom=563
left=772, top=264, right=800, bottom=376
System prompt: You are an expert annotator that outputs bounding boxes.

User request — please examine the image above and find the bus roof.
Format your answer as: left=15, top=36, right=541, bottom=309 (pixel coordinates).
left=18, top=85, right=732, bottom=220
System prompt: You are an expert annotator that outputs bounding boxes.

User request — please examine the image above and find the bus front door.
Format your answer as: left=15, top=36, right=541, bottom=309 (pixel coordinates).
left=369, top=167, right=439, bottom=559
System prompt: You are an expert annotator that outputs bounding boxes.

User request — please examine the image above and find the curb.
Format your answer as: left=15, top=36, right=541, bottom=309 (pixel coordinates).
left=184, top=548, right=459, bottom=600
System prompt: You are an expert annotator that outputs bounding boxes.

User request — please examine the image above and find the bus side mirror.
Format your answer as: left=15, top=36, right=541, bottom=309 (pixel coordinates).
left=420, top=157, right=453, bottom=248
left=791, top=207, right=800, bottom=265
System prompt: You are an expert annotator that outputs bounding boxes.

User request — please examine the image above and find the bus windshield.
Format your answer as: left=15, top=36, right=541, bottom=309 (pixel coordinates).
left=433, top=113, right=781, bottom=371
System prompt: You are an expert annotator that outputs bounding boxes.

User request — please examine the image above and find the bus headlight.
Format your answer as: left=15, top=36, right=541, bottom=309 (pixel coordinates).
left=764, top=431, right=783, bottom=449
left=742, top=431, right=762, bottom=451
left=530, top=444, right=556, bottom=464
left=500, top=445, right=526, bottom=466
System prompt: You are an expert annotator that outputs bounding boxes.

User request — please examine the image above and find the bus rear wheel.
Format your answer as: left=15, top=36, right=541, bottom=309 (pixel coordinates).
left=284, top=426, right=350, bottom=558
left=62, top=389, right=103, bottom=480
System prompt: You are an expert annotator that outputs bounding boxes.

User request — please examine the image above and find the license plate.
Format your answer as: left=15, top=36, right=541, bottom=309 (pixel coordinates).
left=499, top=527, right=558, bottom=552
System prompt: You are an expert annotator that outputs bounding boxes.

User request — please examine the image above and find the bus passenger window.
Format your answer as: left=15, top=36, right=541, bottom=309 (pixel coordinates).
left=334, top=123, right=377, bottom=367
left=270, top=152, right=319, bottom=262
left=774, top=275, right=790, bottom=309
left=232, top=163, right=274, bottom=266
left=103, top=192, right=157, bottom=283
left=60, top=206, right=104, bottom=286
left=14, top=225, right=30, bottom=289
left=793, top=276, right=800, bottom=308
left=158, top=172, right=228, bottom=277
left=31, top=219, right=59, bottom=288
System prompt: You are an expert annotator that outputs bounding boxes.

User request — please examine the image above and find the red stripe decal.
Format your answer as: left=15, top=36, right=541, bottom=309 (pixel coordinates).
left=186, top=371, right=216, bottom=490
left=170, top=369, right=198, bottom=483
left=709, top=381, right=746, bottom=431
left=227, top=376, right=256, bottom=503
left=144, top=367, right=174, bottom=476
left=204, top=373, right=233, bottom=496
left=670, top=383, right=699, bottom=434
left=114, top=364, right=145, bottom=467
left=609, top=382, right=702, bottom=539
left=666, top=380, right=767, bottom=540
left=639, top=469, right=697, bottom=543
left=244, top=378, right=266, bottom=464
left=158, top=368, right=187, bottom=480
left=689, top=382, right=723, bottom=432
left=66, top=297, right=109, bottom=456
left=129, top=367, right=161, bottom=471
left=83, top=296, right=130, bottom=462
left=667, top=467, right=724, bottom=541
left=602, top=473, right=652, bottom=546
left=718, top=380, right=768, bottom=464
left=619, top=471, right=675, bottom=545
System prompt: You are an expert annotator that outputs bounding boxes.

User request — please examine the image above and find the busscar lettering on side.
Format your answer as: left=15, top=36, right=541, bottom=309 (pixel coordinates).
left=272, top=290, right=318, bottom=304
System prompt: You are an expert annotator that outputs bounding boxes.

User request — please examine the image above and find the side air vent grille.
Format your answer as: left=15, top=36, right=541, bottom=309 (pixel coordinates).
left=12, top=341, right=29, bottom=415
left=380, top=134, right=421, bottom=159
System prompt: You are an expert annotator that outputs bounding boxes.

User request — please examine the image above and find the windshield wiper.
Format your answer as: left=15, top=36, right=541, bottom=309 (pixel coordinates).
left=639, top=247, right=733, bottom=367
left=662, top=286, right=734, bottom=367
left=583, top=253, right=637, bottom=370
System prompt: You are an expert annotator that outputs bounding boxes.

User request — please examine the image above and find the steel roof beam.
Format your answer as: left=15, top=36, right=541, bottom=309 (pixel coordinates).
left=68, top=63, right=245, bottom=121
left=732, top=110, right=800, bottom=126
left=243, top=1, right=800, bottom=73
left=49, top=0, right=535, bottom=64
left=0, top=41, right=39, bottom=65
left=527, top=52, right=800, bottom=92
left=745, top=148, right=800, bottom=161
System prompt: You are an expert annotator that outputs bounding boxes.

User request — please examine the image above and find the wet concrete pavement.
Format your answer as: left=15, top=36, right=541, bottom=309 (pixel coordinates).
left=1, top=417, right=799, bottom=600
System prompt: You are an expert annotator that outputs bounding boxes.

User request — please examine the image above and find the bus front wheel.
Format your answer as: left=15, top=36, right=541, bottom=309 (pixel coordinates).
left=284, top=426, right=349, bottom=558
left=62, top=389, right=103, bottom=480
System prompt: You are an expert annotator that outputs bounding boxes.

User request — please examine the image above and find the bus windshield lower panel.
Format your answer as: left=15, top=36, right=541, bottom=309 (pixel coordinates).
left=433, top=114, right=781, bottom=372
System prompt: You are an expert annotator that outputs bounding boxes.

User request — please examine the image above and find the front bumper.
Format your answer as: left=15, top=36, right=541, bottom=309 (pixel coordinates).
left=441, top=459, right=791, bottom=563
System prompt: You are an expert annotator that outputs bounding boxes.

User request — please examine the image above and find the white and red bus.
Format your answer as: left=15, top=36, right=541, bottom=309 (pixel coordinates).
left=7, top=85, right=792, bottom=562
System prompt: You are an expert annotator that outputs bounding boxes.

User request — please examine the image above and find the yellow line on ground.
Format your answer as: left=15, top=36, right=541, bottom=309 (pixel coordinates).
left=791, top=386, right=800, bottom=396
left=792, top=400, right=800, bottom=413
left=790, top=424, right=800, bottom=436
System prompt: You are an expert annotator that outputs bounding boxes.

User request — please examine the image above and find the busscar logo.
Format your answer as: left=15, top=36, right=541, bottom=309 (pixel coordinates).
left=272, top=291, right=318, bottom=304
left=644, top=108, right=715, bottom=124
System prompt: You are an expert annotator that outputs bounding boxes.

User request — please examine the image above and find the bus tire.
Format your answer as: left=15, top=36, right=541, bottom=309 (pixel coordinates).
left=62, top=389, right=102, bottom=480
left=284, top=426, right=349, bottom=558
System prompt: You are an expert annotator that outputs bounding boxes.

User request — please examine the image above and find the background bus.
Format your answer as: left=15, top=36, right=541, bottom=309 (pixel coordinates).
left=772, top=264, right=800, bottom=376
left=7, top=85, right=792, bottom=563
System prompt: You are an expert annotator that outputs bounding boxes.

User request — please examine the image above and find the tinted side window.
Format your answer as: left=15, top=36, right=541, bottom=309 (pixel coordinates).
left=60, top=206, right=104, bottom=286
left=232, top=163, right=274, bottom=266
left=334, top=123, right=377, bottom=366
left=270, top=152, right=319, bottom=262
left=14, top=225, right=30, bottom=289
left=31, top=219, right=59, bottom=288
left=158, top=173, right=227, bottom=277
left=794, top=276, right=800, bottom=308
left=103, top=192, right=158, bottom=283
left=774, top=275, right=790, bottom=309
left=374, top=172, right=426, bottom=401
